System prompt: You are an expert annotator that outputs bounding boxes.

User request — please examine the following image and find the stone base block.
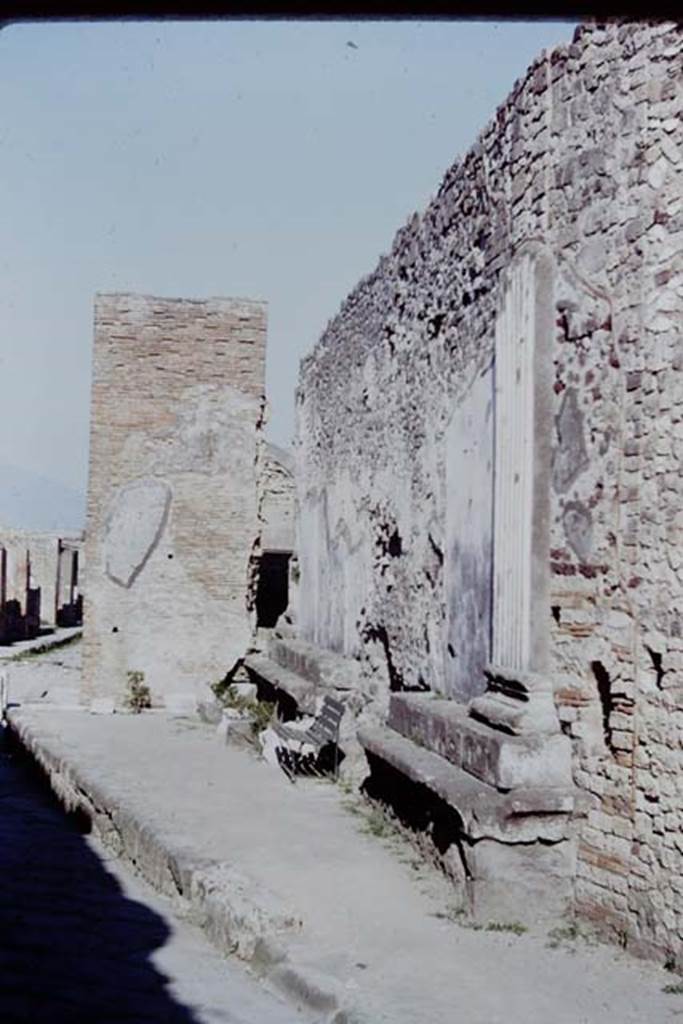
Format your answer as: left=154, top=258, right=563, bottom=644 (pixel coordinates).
left=469, top=664, right=562, bottom=737
left=467, top=864, right=574, bottom=926
left=216, top=713, right=253, bottom=744
left=388, top=693, right=572, bottom=790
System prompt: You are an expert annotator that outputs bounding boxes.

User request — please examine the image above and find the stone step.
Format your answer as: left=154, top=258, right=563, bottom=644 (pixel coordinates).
left=268, top=634, right=359, bottom=691
left=358, top=724, right=574, bottom=844
left=388, top=693, right=572, bottom=791
left=243, top=653, right=317, bottom=714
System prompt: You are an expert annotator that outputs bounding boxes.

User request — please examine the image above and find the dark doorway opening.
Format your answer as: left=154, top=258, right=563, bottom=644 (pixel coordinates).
left=256, top=551, right=291, bottom=628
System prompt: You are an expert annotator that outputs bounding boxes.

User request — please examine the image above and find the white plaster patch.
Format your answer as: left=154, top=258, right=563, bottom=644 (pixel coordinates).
left=104, top=478, right=172, bottom=589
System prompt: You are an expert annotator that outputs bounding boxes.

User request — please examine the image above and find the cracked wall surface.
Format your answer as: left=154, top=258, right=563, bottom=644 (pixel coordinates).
left=83, top=293, right=266, bottom=708
left=296, top=21, right=683, bottom=960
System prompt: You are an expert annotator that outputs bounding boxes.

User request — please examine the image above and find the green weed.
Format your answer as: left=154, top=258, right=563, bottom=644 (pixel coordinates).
left=125, top=670, right=152, bottom=713
left=486, top=920, right=527, bottom=936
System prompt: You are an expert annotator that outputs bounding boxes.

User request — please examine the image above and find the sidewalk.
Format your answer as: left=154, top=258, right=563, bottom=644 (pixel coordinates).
left=6, top=654, right=681, bottom=1024
left=0, top=626, right=82, bottom=664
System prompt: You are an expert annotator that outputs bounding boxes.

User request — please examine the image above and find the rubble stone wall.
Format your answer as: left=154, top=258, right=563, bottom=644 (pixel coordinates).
left=83, top=293, right=266, bottom=708
left=296, top=21, right=683, bottom=960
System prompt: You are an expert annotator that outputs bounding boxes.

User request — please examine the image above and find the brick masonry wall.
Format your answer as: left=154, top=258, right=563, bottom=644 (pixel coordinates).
left=82, top=293, right=266, bottom=708
left=296, top=21, right=683, bottom=960
left=547, top=23, right=683, bottom=961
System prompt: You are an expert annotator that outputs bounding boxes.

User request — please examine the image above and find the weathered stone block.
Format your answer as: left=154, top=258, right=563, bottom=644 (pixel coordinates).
left=268, top=635, right=360, bottom=691
left=388, top=692, right=572, bottom=790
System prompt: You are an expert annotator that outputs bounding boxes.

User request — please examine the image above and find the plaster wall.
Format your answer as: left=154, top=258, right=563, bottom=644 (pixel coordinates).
left=82, top=293, right=266, bottom=708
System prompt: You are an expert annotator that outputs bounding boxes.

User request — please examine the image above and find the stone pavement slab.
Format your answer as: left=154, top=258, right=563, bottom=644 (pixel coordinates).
left=6, top=666, right=681, bottom=1024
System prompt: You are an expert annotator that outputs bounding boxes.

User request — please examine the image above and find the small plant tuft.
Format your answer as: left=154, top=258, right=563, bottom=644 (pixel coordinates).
left=485, top=920, right=527, bottom=936
left=362, top=807, right=393, bottom=838
left=125, top=670, right=152, bottom=713
left=215, top=682, right=275, bottom=737
left=432, top=904, right=467, bottom=923
left=663, top=982, right=683, bottom=995
left=546, top=919, right=600, bottom=950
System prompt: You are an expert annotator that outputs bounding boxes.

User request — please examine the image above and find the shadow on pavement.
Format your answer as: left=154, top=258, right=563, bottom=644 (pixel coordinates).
left=0, top=726, right=202, bottom=1024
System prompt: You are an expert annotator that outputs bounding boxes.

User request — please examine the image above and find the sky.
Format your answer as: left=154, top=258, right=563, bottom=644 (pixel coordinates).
left=0, top=18, right=575, bottom=524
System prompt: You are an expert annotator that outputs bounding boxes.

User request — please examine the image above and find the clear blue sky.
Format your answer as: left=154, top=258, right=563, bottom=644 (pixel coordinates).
left=0, top=19, right=575, bottom=507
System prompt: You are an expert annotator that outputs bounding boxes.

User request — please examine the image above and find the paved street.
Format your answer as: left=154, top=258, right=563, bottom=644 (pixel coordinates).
left=0, top=725, right=300, bottom=1024
left=4, top=643, right=682, bottom=1024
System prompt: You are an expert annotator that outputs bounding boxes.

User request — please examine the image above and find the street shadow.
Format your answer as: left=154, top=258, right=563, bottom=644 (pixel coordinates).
left=0, top=727, right=202, bottom=1024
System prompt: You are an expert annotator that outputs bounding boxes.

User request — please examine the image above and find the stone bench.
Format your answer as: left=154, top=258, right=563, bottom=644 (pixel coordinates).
left=244, top=634, right=360, bottom=716
left=358, top=722, right=577, bottom=924
left=359, top=724, right=574, bottom=843
left=243, top=652, right=317, bottom=715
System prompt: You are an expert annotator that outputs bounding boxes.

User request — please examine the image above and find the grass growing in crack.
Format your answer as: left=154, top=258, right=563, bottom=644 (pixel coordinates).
left=485, top=921, right=527, bottom=936
left=546, top=920, right=601, bottom=950
left=432, top=905, right=468, bottom=924
left=341, top=799, right=364, bottom=817
left=663, top=983, right=683, bottom=995
left=361, top=807, right=394, bottom=839
left=546, top=923, right=579, bottom=949
left=432, top=909, right=526, bottom=935
left=342, top=797, right=402, bottom=844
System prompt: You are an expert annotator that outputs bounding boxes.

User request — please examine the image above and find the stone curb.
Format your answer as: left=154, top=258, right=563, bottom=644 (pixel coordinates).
left=6, top=710, right=361, bottom=1024
left=0, top=626, right=82, bottom=663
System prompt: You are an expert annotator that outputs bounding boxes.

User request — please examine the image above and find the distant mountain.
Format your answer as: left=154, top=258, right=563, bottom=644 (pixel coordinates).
left=0, top=463, right=85, bottom=532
